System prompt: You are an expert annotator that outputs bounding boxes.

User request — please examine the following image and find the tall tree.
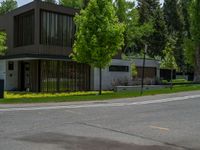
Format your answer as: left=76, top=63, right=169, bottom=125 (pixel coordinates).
left=188, top=0, right=200, bottom=81
left=0, top=0, right=17, bottom=55
left=114, top=0, right=153, bottom=55
left=180, top=0, right=192, bottom=38
left=126, top=3, right=153, bottom=54
left=0, top=0, right=17, bottom=14
left=138, top=0, right=158, bottom=24
left=59, top=0, right=84, bottom=9
left=161, top=35, right=178, bottom=89
left=114, top=0, right=128, bottom=23
left=181, top=0, right=193, bottom=73
left=137, top=0, right=167, bottom=58
left=163, top=0, right=185, bottom=71
left=72, top=0, right=125, bottom=95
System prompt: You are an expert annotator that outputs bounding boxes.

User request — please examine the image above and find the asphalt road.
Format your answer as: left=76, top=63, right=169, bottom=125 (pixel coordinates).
left=1, top=91, right=200, bottom=150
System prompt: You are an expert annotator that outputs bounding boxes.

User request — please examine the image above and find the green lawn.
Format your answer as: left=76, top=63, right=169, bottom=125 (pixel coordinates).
left=0, top=84, right=200, bottom=104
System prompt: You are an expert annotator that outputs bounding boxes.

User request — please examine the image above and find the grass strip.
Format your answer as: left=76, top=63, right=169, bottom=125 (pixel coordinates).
left=0, top=84, right=200, bottom=104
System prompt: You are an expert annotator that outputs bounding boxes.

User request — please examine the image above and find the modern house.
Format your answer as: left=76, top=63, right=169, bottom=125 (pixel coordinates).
left=0, top=0, right=132, bottom=92
left=133, top=58, right=160, bottom=80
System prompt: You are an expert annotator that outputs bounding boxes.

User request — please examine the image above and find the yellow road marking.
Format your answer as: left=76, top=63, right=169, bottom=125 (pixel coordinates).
left=64, top=109, right=83, bottom=115
left=150, top=125, right=170, bottom=131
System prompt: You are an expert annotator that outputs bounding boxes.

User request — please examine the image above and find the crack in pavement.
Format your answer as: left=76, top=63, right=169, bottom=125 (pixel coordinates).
left=77, top=122, right=193, bottom=150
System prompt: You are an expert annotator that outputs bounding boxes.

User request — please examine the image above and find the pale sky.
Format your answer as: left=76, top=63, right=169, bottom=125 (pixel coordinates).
left=0, top=0, right=165, bottom=7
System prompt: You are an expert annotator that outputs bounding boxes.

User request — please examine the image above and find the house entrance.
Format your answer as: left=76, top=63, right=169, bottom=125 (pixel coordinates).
left=20, top=61, right=31, bottom=91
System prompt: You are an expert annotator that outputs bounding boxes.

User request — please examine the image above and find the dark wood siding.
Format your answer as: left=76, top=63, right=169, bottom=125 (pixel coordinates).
left=14, top=10, right=35, bottom=47
left=136, top=67, right=157, bottom=79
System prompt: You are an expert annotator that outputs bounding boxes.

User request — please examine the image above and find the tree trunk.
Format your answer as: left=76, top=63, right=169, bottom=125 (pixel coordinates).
left=194, top=45, right=200, bottom=83
left=99, top=67, right=102, bottom=95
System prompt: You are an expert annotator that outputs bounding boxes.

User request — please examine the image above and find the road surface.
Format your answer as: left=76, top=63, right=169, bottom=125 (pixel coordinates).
left=1, top=91, right=200, bottom=150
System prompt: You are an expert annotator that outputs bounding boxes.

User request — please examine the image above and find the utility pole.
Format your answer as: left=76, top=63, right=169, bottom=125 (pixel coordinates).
left=140, top=44, right=148, bottom=95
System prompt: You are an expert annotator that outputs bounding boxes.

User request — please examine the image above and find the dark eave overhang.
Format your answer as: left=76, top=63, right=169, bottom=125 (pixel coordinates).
left=0, top=54, right=71, bottom=61
left=0, top=0, right=79, bottom=17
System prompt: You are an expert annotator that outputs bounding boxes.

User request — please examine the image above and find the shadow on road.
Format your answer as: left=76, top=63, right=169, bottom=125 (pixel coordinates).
left=17, top=132, right=181, bottom=150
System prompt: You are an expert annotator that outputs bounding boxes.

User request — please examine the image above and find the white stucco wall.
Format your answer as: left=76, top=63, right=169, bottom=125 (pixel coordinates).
left=90, top=58, right=161, bottom=90
left=91, top=59, right=132, bottom=90
left=6, top=61, right=18, bottom=90
left=132, top=58, right=160, bottom=68
left=0, top=60, right=6, bottom=88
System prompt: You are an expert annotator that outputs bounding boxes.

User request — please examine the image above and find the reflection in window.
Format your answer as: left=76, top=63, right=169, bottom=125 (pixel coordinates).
left=14, top=10, right=35, bottom=47
left=8, top=61, right=14, bottom=70
left=40, top=60, right=90, bottom=92
left=40, top=10, right=75, bottom=47
left=109, top=65, right=129, bottom=72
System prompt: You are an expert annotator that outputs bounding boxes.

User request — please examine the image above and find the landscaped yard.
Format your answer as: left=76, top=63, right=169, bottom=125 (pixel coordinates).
left=0, top=84, right=200, bottom=104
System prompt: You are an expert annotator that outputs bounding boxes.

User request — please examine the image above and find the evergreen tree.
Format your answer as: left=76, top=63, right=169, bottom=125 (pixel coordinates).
left=180, top=0, right=192, bottom=38
left=188, top=0, right=200, bottom=81
left=163, top=0, right=184, bottom=33
left=181, top=0, right=193, bottom=74
left=161, top=35, right=178, bottom=89
left=114, top=0, right=153, bottom=55
left=137, top=0, right=167, bottom=58
left=0, top=0, right=17, bottom=14
left=138, top=0, right=159, bottom=24
left=163, top=0, right=185, bottom=71
left=114, top=0, right=127, bottom=23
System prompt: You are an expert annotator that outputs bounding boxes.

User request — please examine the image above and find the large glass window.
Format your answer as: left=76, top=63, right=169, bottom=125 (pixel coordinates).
left=109, top=65, right=129, bottom=72
left=40, top=60, right=90, bottom=92
left=40, top=10, right=75, bottom=47
left=14, top=10, right=35, bottom=47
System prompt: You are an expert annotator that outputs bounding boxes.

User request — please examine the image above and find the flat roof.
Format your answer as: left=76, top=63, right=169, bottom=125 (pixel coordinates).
left=0, top=54, right=71, bottom=61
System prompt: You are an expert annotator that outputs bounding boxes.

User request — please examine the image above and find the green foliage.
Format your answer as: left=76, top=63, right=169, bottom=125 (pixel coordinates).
left=2, top=85, right=200, bottom=103
left=0, top=0, right=17, bottom=14
left=131, top=63, right=137, bottom=77
left=181, top=0, right=193, bottom=71
left=160, top=35, right=178, bottom=70
left=188, top=0, right=200, bottom=81
left=190, top=0, right=200, bottom=45
left=125, top=6, right=153, bottom=49
left=114, top=0, right=153, bottom=54
left=180, top=0, right=192, bottom=38
left=183, top=38, right=195, bottom=66
left=163, top=0, right=184, bottom=34
left=113, top=0, right=128, bottom=23
left=138, top=0, right=159, bottom=24
left=0, top=32, right=7, bottom=55
left=72, top=0, right=125, bottom=69
left=0, top=0, right=17, bottom=55
left=59, top=0, right=84, bottom=8
left=162, top=79, right=191, bottom=84
left=163, top=0, right=185, bottom=70
left=137, top=0, right=167, bottom=57
left=5, top=91, right=113, bottom=99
